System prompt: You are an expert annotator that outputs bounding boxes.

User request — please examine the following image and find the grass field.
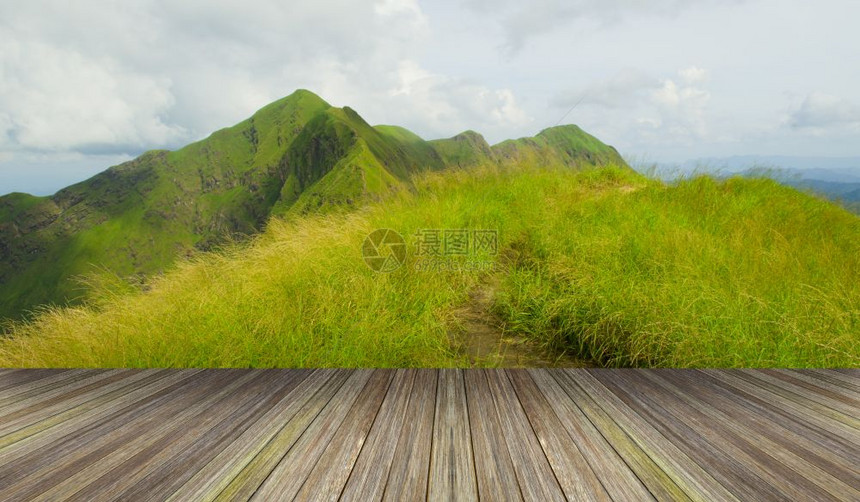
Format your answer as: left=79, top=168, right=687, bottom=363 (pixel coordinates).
left=1, top=165, right=858, bottom=367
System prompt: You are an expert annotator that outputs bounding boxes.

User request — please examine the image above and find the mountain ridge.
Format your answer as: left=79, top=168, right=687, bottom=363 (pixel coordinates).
left=0, top=89, right=627, bottom=319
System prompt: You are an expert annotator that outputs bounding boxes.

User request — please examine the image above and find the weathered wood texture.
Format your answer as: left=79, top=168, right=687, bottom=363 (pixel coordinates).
left=0, top=369, right=857, bottom=501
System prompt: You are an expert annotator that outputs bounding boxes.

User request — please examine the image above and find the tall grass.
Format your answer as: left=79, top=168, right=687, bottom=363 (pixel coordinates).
left=495, top=174, right=859, bottom=366
left=1, top=165, right=858, bottom=367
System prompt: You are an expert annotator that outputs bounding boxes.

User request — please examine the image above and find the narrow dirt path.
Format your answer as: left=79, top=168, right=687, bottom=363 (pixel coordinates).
left=449, top=276, right=586, bottom=368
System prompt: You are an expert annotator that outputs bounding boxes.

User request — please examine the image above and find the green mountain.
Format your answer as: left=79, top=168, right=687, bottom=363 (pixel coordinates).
left=429, top=130, right=497, bottom=168
left=0, top=90, right=626, bottom=320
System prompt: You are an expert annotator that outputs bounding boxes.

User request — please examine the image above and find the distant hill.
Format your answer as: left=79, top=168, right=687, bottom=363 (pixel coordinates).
left=787, top=179, right=860, bottom=201
left=734, top=168, right=860, bottom=213
left=646, top=155, right=860, bottom=213
left=682, top=155, right=860, bottom=182
left=0, top=89, right=626, bottom=319
left=787, top=179, right=860, bottom=214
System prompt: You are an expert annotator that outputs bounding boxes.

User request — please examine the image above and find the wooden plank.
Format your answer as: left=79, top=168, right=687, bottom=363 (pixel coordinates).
left=701, top=370, right=860, bottom=445
left=292, top=370, right=394, bottom=501
left=0, top=369, right=97, bottom=404
left=687, top=370, right=860, bottom=475
left=0, top=368, right=856, bottom=501
left=655, top=371, right=860, bottom=488
left=602, top=369, right=850, bottom=501
left=462, top=369, right=522, bottom=501
left=570, top=369, right=738, bottom=502
left=0, top=369, right=123, bottom=418
left=0, top=369, right=91, bottom=402
left=764, top=369, right=860, bottom=407
left=341, top=369, right=416, bottom=502
left=16, top=370, right=268, bottom=501
left=507, top=369, right=610, bottom=501
left=745, top=369, right=860, bottom=422
left=0, top=370, right=196, bottom=463
left=381, top=369, right=437, bottom=502
left=428, top=369, right=478, bottom=501
left=795, top=369, right=860, bottom=395
left=0, top=369, right=33, bottom=391
left=247, top=370, right=373, bottom=501
left=730, top=370, right=860, bottom=432
left=804, top=369, right=860, bottom=394
left=551, top=370, right=688, bottom=502
left=649, top=371, right=859, bottom=500
left=592, top=370, right=780, bottom=501
left=42, top=370, right=282, bottom=501
left=75, top=371, right=308, bottom=501
left=166, top=369, right=338, bottom=502
left=0, top=369, right=218, bottom=486
left=0, top=369, right=71, bottom=395
left=213, top=370, right=352, bottom=501
left=0, top=369, right=155, bottom=437
left=99, top=371, right=306, bottom=499
left=0, top=370, right=251, bottom=501
left=527, top=370, right=654, bottom=501
left=485, top=370, right=565, bottom=501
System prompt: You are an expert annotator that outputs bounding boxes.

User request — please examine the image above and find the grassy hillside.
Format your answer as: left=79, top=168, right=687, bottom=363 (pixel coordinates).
left=1, top=89, right=335, bottom=319
left=429, top=131, right=497, bottom=168
left=1, top=90, right=622, bottom=320
left=493, top=125, right=626, bottom=168
left=2, top=165, right=857, bottom=368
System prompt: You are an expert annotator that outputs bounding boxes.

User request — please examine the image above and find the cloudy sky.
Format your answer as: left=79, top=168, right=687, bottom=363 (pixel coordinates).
left=1, top=0, right=859, bottom=195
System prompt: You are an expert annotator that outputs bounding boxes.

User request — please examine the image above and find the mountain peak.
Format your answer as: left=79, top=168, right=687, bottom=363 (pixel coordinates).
left=537, top=124, right=585, bottom=137
left=281, top=88, right=327, bottom=105
left=0, top=90, right=627, bottom=319
left=429, top=130, right=496, bottom=168
left=452, top=130, right=485, bottom=142
left=251, top=89, right=331, bottom=121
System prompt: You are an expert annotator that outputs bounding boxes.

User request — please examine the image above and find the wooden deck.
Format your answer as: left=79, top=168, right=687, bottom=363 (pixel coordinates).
left=0, top=369, right=858, bottom=501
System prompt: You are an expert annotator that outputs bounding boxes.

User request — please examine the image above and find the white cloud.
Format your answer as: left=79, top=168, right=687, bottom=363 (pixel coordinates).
left=379, top=60, right=531, bottom=139
left=651, top=68, right=711, bottom=138
left=0, top=0, right=526, bottom=160
left=789, top=92, right=860, bottom=133
left=465, top=0, right=741, bottom=53
left=552, top=69, right=659, bottom=110
left=552, top=67, right=711, bottom=149
left=0, top=34, right=185, bottom=153
left=375, top=0, right=425, bottom=19
left=679, top=66, right=708, bottom=85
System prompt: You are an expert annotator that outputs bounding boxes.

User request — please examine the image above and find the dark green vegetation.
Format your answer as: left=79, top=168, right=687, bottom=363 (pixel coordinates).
left=0, top=90, right=623, bottom=320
